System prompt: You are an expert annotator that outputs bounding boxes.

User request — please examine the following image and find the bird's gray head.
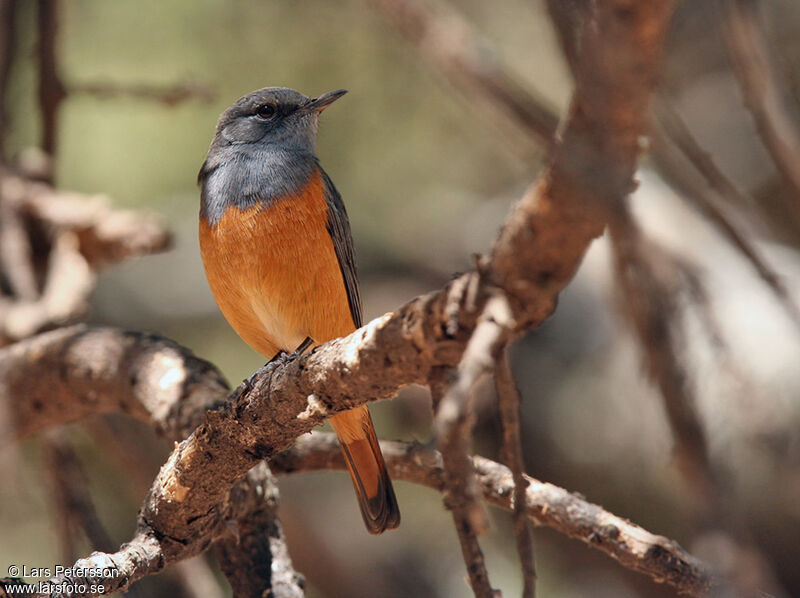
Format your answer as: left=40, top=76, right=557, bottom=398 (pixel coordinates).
left=210, top=86, right=347, bottom=153
left=199, top=87, right=346, bottom=225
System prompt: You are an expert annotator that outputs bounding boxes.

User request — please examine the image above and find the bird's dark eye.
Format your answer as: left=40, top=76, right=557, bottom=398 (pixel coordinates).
left=256, top=104, right=276, bottom=119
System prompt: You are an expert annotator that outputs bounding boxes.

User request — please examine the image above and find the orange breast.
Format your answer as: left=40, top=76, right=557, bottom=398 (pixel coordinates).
left=199, top=170, right=356, bottom=358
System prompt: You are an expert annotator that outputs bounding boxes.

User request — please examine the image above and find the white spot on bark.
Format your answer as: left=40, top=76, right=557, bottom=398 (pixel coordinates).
left=298, top=394, right=328, bottom=420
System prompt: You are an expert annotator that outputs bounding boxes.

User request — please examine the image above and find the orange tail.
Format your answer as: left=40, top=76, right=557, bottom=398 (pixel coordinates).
left=329, top=406, right=400, bottom=534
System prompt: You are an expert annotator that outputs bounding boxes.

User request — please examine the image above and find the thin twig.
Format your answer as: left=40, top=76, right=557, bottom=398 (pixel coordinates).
left=41, top=431, right=151, bottom=598
left=494, top=344, right=535, bottom=598
left=70, top=80, right=216, bottom=107
left=720, top=0, right=800, bottom=223
left=434, top=296, right=512, bottom=598
left=43, top=432, right=77, bottom=563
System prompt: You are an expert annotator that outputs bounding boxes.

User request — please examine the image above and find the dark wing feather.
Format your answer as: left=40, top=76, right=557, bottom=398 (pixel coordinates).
left=321, top=167, right=362, bottom=328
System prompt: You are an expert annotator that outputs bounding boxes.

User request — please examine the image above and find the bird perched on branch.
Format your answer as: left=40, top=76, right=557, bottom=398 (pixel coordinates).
left=198, top=86, right=400, bottom=534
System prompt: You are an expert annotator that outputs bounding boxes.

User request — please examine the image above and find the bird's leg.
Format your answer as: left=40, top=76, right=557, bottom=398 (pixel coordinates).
left=244, top=337, right=315, bottom=387
left=293, top=336, right=314, bottom=356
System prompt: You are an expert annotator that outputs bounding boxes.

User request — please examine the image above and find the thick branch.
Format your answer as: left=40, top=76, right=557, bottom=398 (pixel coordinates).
left=0, top=324, right=715, bottom=597
left=0, top=318, right=720, bottom=597
left=271, top=434, right=714, bottom=597
left=0, top=325, right=228, bottom=444
left=379, top=0, right=800, bottom=340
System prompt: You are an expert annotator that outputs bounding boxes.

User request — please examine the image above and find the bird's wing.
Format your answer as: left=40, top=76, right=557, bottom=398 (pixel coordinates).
left=321, top=167, right=363, bottom=328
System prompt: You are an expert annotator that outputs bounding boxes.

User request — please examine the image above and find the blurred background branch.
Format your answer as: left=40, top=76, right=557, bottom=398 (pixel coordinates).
left=720, top=0, right=800, bottom=224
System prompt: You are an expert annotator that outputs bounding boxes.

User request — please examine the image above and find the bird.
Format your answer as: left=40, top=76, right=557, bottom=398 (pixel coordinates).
left=197, top=86, right=400, bottom=534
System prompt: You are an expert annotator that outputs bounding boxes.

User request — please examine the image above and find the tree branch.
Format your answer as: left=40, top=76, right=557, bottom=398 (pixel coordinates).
left=0, top=319, right=722, bottom=598
left=495, top=344, right=535, bottom=598
left=0, top=325, right=229, bottom=449
left=434, top=295, right=512, bottom=597
left=271, top=433, right=714, bottom=597
left=378, top=0, right=800, bottom=344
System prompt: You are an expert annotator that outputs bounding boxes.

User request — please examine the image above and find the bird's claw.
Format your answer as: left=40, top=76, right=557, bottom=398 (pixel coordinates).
left=245, top=351, right=288, bottom=387
left=243, top=337, right=314, bottom=388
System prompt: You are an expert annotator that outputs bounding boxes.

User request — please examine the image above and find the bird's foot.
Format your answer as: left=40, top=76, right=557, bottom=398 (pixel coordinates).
left=245, top=352, right=288, bottom=388
left=244, top=337, right=315, bottom=388
left=293, top=336, right=315, bottom=356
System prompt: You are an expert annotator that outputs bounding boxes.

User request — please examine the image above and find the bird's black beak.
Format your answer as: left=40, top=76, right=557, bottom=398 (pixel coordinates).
left=302, top=89, right=347, bottom=114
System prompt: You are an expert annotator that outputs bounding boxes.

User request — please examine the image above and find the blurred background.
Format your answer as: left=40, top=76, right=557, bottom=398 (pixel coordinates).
left=2, top=0, right=800, bottom=596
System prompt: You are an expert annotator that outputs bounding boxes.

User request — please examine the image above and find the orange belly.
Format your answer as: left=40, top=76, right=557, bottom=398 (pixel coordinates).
left=199, top=170, right=356, bottom=358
